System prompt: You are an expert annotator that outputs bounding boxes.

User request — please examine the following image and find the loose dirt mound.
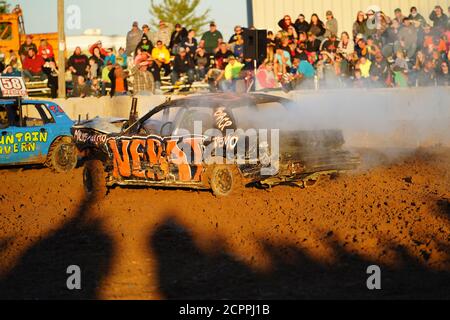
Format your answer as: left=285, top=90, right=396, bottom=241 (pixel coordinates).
left=0, top=148, right=449, bottom=299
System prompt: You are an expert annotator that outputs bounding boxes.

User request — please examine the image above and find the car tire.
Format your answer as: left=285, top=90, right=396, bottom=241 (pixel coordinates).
left=46, top=138, right=78, bottom=173
left=209, top=163, right=243, bottom=197
left=83, top=160, right=107, bottom=200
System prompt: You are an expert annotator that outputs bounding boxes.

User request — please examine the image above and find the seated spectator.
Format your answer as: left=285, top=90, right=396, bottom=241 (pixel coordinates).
left=353, top=69, right=366, bottom=88
left=68, top=47, right=89, bottom=93
left=116, top=47, right=128, bottom=68
left=369, top=52, right=389, bottom=87
left=37, top=39, right=54, bottom=61
left=184, top=30, right=198, bottom=57
left=437, top=61, right=450, bottom=86
left=104, top=48, right=116, bottom=66
left=297, top=57, right=316, bottom=79
left=171, top=47, right=195, bottom=85
left=353, top=12, right=367, bottom=39
left=408, top=6, right=426, bottom=27
left=151, top=40, right=171, bottom=76
left=135, top=35, right=154, bottom=56
left=43, top=60, right=59, bottom=98
left=130, top=53, right=155, bottom=95
left=306, top=32, right=321, bottom=54
left=72, top=76, right=92, bottom=98
left=170, top=23, right=188, bottom=55
left=294, top=14, right=310, bottom=34
left=219, top=55, right=244, bottom=92
left=89, top=41, right=108, bottom=57
left=22, top=48, right=46, bottom=81
left=109, top=64, right=129, bottom=97
left=255, top=61, right=277, bottom=90
left=355, top=37, right=368, bottom=58
left=228, top=25, right=244, bottom=44
left=19, top=35, right=37, bottom=61
left=337, top=31, right=355, bottom=60
left=195, top=47, right=210, bottom=80
left=324, top=10, right=338, bottom=39
left=322, top=33, right=339, bottom=54
left=274, top=47, right=292, bottom=76
left=101, top=61, right=114, bottom=96
left=286, top=26, right=298, bottom=44
left=395, top=17, right=418, bottom=59
left=429, top=6, right=448, bottom=30
left=233, top=35, right=244, bottom=59
left=5, top=51, right=22, bottom=70
left=2, top=64, right=21, bottom=77
left=417, top=59, right=436, bottom=86
left=309, top=14, right=326, bottom=38
left=393, top=8, right=405, bottom=25
left=214, top=42, right=233, bottom=70
left=294, top=42, right=308, bottom=61
left=278, top=15, right=294, bottom=32
left=358, top=56, right=372, bottom=78
left=90, top=47, right=105, bottom=72
left=148, top=58, right=161, bottom=90
left=87, top=57, right=99, bottom=82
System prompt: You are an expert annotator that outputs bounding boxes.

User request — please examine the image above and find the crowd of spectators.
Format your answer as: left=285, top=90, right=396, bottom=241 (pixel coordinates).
left=0, top=4, right=449, bottom=97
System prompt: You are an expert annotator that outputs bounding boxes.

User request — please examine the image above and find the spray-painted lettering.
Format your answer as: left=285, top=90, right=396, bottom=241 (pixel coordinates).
left=107, top=135, right=205, bottom=182
left=0, top=131, right=48, bottom=155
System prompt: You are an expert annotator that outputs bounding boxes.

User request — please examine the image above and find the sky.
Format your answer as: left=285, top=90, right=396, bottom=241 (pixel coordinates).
left=8, top=0, right=248, bottom=39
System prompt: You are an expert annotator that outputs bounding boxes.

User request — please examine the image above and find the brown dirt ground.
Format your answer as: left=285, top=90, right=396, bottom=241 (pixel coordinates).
left=0, top=147, right=449, bottom=300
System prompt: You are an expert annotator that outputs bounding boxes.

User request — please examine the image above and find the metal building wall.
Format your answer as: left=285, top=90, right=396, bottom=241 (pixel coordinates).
left=252, top=0, right=450, bottom=34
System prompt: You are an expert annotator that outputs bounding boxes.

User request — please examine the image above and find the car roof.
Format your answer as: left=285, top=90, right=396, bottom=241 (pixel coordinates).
left=165, top=93, right=292, bottom=108
left=0, top=98, right=51, bottom=105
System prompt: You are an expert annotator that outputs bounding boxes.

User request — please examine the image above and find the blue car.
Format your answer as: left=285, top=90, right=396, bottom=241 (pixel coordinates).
left=0, top=98, right=78, bottom=172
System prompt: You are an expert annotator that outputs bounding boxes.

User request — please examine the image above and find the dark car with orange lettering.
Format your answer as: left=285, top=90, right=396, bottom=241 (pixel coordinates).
left=72, top=93, right=360, bottom=198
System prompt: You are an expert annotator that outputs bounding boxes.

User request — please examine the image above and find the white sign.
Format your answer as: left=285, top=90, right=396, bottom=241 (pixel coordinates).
left=0, top=77, right=28, bottom=97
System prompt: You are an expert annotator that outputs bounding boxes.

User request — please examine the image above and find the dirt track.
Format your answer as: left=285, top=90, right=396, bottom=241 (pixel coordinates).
left=0, top=147, right=449, bottom=300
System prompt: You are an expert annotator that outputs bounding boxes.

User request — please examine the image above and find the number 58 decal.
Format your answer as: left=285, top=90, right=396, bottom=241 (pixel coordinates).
left=0, top=77, right=28, bottom=97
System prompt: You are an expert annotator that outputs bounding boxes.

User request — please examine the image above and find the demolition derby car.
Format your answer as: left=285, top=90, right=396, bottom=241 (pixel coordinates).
left=0, top=77, right=77, bottom=172
left=72, top=93, right=360, bottom=197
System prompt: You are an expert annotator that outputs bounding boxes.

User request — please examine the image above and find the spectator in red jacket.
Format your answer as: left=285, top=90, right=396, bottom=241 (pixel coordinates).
left=37, top=39, right=54, bottom=61
left=88, top=41, right=108, bottom=57
left=22, top=48, right=46, bottom=81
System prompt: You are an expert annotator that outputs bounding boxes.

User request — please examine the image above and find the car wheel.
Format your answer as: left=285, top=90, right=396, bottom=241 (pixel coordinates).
left=46, top=138, right=78, bottom=173
left=83, top=160, right=107, bottom=200
left=209, top=164, right=243, bottom=197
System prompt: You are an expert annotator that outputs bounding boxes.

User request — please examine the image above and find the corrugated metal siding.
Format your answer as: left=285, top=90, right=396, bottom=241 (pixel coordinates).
left=252, top=0, right=450, bottom=34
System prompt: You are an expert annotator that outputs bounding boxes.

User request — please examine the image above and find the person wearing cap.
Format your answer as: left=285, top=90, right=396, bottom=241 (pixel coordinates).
left=429, top=6, right=448, bottom=29
left=218, top=55, right=243, bottom=92
left=135, top=34, right=154, bottom=56
left=129, top=53, right=155, bottom=95
left=126, top=21, right=144, bottom=56
left=201, top=22, right=223, bottom=55
left=321, top=33, right=339, bottom=54
left=169, top=23, right=188, bottom=55
left=369, top=52, right=389, bottom=88
left=294, top=14, right=310, bottom=34
left=89, top=40, right=108, bottom=57
left=171, top=47, right=195, bottom=85
left=19, top=35, right=37, bottom=61
left=151, top=40, right=171, bottom=76
left=154, top=21, right=172, bottom=48
left=228, top=25, right=244, bottom=44
left=324, top=10, right=338, bottom=39
left=142, top=24, right=152, bottom=41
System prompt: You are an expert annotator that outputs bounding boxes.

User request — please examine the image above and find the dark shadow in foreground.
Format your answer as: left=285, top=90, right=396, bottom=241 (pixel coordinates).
left=0, top=197, right=113, bottom=300
left=150, top=217, right=450, bottom=300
